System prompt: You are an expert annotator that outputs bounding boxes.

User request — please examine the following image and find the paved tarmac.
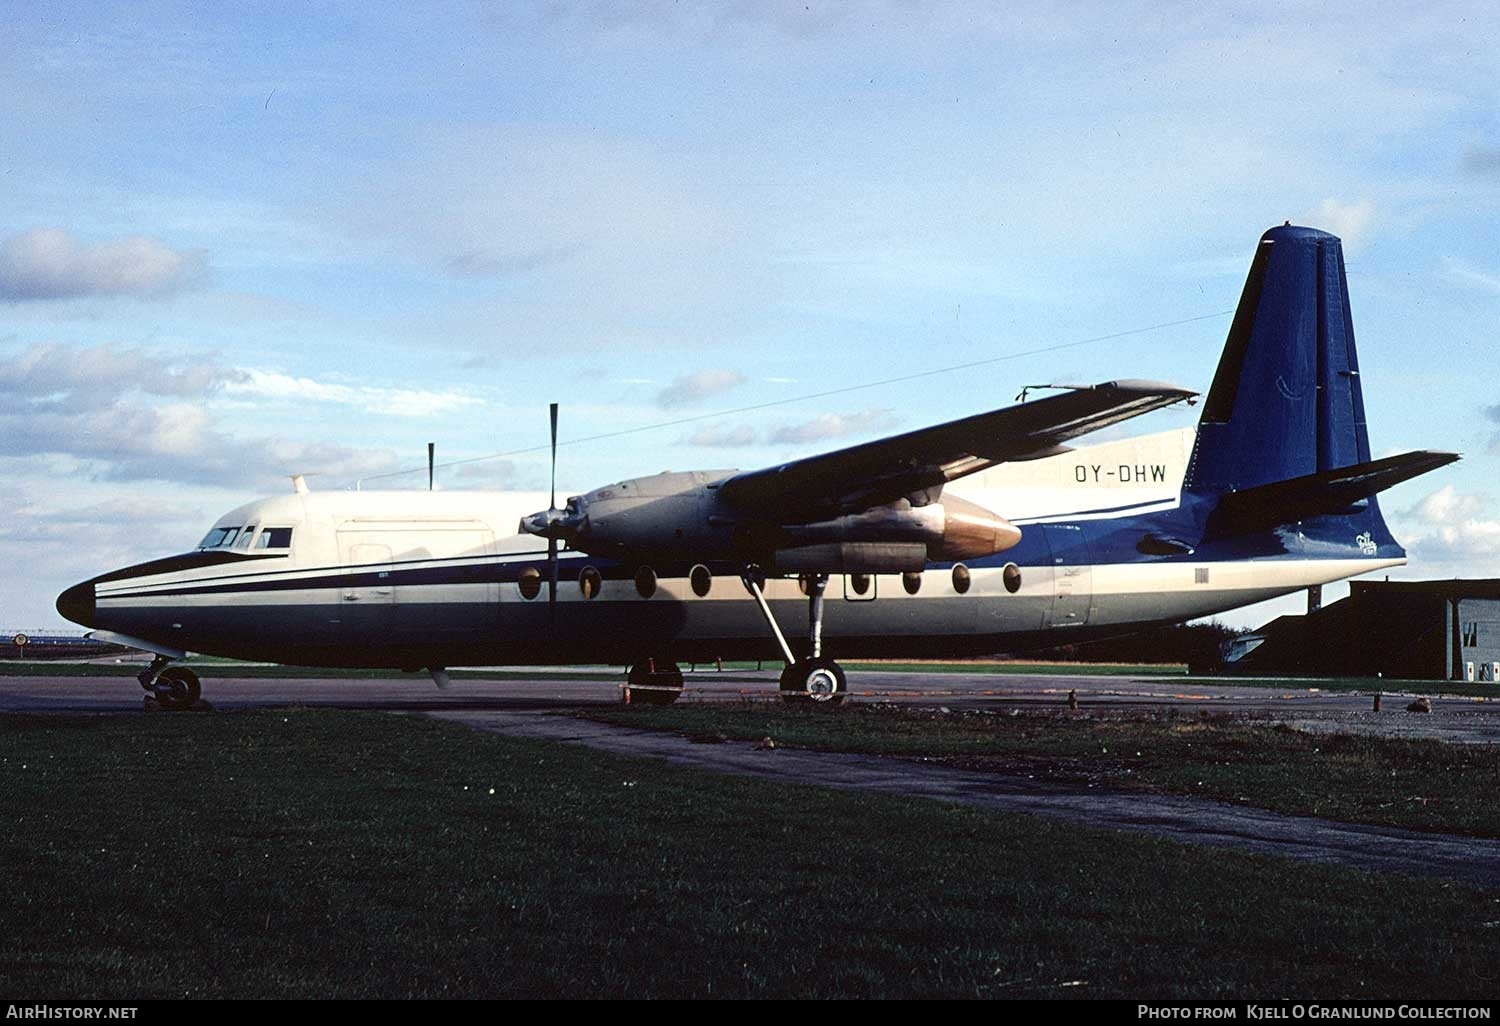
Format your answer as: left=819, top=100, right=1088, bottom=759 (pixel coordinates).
left=5, top=666, right=1500, bottom=741
left=6, top=666, right=1500, bottom=887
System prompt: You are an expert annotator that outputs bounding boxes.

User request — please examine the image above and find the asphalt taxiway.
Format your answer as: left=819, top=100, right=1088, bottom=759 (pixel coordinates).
left=7, top=666, right=1500, bottom=886
left=4, top=666, right=1499, bottom=742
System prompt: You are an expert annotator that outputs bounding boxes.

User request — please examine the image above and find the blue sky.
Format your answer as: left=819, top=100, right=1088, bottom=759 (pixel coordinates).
left=3, top=2, right=1498, bottom=630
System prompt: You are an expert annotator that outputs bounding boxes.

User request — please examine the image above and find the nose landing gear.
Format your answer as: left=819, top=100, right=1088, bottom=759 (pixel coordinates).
left=138, top=655, right=202, bottom=711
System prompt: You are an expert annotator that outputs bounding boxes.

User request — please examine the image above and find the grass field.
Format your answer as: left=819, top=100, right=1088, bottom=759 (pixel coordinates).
left=583, top=703, right=1500, bottom=838
left=4, top=708, right=1500, bottom=999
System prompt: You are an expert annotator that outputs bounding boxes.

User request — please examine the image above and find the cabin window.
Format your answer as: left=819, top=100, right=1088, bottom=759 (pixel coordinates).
left=902, top=571, right=922, bottom=595
left=952, top=563, right=971, bottom=595
left=1003, top=563, right=1022, bottom=594
left=517, top=568, right=542, bottom=600
left=690, top=564, right=712, bottom=597
left=849, top=573, right=871, bottom=597
left=579, top=566, right=603, bottom=600
left=257, top=527, right=294, bottom=549
left=635, top=566, right=657, bottom=599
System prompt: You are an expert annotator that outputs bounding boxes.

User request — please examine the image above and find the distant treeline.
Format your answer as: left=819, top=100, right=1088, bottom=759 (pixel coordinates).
left=1021, top=621, right=1248, bottom=666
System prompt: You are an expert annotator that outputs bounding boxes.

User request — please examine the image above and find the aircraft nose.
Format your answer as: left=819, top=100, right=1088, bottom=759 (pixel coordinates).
left=56, top=580, right=97, bottom=628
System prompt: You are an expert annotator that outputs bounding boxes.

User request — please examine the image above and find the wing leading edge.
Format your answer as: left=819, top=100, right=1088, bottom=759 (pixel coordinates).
left=717, top=379, right=1196, bottom=519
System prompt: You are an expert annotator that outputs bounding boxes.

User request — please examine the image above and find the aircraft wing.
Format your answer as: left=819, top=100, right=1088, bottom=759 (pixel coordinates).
left=717, top=379, right=1195, bottom=519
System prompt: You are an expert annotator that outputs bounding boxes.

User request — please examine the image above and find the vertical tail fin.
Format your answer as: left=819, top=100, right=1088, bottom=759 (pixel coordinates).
left=1184, top=224, right=1371, bottom=495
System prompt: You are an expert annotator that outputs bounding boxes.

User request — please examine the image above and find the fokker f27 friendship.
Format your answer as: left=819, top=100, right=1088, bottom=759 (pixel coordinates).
left=57, top=225, right=1458, bottom=708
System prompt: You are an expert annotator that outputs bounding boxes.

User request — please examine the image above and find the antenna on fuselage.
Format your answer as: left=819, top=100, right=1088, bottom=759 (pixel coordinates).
left=291, top=474, right=310, bottom=495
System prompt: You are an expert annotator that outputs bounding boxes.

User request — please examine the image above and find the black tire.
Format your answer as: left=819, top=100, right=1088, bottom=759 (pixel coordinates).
left=627, top=661, right=683, bottom=706
left=779, top=657, right=847, bottom=705
left=153, top=666, right=202, bottom=711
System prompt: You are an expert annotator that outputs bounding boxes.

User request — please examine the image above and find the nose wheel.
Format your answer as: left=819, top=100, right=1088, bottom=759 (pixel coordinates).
left=152, top=666, right=202, bottom=711
left=137, top=655, right=202, bottom=711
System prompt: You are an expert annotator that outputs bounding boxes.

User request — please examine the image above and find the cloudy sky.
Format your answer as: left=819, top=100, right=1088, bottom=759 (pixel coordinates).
left=3, top=2, right=1498, bottom=630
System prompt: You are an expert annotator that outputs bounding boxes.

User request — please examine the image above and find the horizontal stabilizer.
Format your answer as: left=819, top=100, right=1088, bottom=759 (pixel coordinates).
left=1210, top=450, right=1460, bottom=535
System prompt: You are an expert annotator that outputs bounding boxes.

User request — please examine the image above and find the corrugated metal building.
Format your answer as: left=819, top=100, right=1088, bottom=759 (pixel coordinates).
left=1224, top=580, right=1500, bottom=681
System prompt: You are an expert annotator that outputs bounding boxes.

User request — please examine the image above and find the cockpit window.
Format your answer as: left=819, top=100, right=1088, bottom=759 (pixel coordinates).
left=197, top=526, right=241, bottom=549
left=256, top=527, right=293, bottom=549
left=236, top=526, right=258, bottom=550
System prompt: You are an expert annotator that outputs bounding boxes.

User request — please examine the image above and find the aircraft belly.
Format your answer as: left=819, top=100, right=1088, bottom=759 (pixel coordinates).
left=1085, top=557, right=1405, bottom=629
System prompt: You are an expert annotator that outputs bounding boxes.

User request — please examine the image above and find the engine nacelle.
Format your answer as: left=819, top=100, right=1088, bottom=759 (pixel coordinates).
left=934, top=494, right=1024, bottom=560
left=524, top=470, right=1022, bottom=568
left=780, top=494, right=1021, bottom=563
left=772, top=543, right=928, bottom=573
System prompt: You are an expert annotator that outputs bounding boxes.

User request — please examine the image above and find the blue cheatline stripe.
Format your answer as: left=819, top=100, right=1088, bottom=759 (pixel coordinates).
left=1012, top=496, right=1178, bottom=523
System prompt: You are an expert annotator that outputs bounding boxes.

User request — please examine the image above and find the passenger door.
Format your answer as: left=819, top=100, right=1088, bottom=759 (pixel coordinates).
left=1041, top=523, right=1093, bottom=628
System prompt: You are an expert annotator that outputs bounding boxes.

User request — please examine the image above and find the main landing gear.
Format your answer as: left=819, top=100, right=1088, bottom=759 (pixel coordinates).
left=740, top=568, right=848, bottom=705
left=138, top=654, right=202, bottom=711
left=625, top=659, right=684, bottom=705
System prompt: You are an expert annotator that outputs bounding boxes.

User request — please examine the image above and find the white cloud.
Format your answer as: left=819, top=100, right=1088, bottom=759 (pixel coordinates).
left=685, top=424, right=758, bottom=447
left=1302, top=199, right=1375, bottom=249
left=769, top=409, right=898, bottom=446
left=1444, top=258, right=1500, bottom=295
left=0, top=343, right=237, bottom=409
left=656, top=369, right=747, bottom=408
left=225, top=369, right=482, bottom=417
left=1394, top=485, right=1500, bottom=572
left=0, top=344, right=397, bottom=487
left=1406, top=484, right=1486, bottom=524
left=0, top=228, right=206, bottom=301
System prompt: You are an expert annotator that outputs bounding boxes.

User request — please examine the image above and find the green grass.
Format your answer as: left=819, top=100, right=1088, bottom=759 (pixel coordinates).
left=4, top=709, right=1500, bottom=999
left=582, top=703, right=1500, bottom=838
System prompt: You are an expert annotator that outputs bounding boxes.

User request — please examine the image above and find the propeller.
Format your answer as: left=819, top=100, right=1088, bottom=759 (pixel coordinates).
left=547, top=402, right=558, bottom=624
left=519, top=403, right=587, bottom=621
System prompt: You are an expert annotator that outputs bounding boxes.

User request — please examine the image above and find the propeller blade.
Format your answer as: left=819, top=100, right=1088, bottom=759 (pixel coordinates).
left=548, top=402, right=559, bottom=625
left=549, top=402, right=558, bottom=513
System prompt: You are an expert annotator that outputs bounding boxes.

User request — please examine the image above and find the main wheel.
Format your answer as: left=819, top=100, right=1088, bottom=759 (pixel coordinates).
left=153, top=666, right=202, bottom=711
left=627, top=661, right=683, bottom=706
left=779, top=657, right=847, bottom=705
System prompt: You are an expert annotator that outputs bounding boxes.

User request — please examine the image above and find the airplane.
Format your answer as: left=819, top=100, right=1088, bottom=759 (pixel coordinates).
left=56, top=224, right=1459, bottom=709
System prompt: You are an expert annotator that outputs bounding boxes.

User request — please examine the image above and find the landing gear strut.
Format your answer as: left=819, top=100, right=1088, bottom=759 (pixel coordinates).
left=137, top=655, right=201, bottom=711
left=739, top=568, right=847, bottom=705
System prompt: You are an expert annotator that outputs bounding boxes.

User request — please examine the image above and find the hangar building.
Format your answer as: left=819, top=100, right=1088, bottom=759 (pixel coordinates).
left=1222, top=580, right=1500, bottom=681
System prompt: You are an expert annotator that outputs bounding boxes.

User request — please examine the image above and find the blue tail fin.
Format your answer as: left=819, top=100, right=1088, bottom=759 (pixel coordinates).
left=1185, top=224, right=1372, bottom=494
left=1184, top=224, right=1456, bottom=540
